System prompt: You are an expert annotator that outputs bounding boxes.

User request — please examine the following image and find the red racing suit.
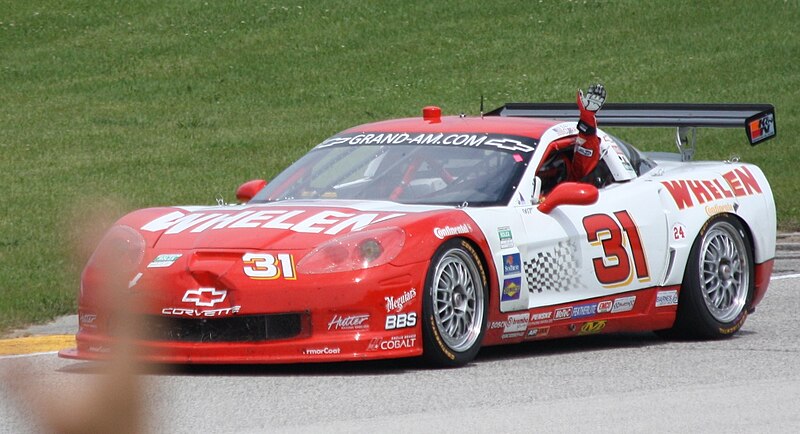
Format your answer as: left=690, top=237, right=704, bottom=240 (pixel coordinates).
left=571, top=90, right=601, bottom=181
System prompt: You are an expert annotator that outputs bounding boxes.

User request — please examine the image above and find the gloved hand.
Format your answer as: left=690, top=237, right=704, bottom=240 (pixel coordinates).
left=578, top=83, right=606, bottom=113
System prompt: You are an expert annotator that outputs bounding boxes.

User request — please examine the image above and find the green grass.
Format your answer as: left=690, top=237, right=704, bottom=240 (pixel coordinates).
left=1, top=0, right=798, bottom=333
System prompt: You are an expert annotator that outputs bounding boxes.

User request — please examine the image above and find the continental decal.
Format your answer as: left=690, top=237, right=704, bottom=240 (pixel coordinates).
left=460, top=240, right=488, bottom=287
left=705, top=203, right=735, bottom=217
left=719, top=311, right=748, bottom=335
left=661, top=166, right=762, bottom=210
left=141, top=209, right=404, bottom=235
left=429, top=315, right=456, bottom=360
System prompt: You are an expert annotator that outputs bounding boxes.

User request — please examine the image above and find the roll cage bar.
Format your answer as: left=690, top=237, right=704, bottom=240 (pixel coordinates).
left=486, top=103, right=776, bottom=162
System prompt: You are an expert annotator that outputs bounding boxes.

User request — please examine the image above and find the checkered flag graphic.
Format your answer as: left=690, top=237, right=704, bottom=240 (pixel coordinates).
left=524, top=240, right=580, bottom=293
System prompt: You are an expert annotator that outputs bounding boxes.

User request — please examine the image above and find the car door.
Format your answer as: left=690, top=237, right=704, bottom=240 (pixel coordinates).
left=517, top=178, right=669, bottom=310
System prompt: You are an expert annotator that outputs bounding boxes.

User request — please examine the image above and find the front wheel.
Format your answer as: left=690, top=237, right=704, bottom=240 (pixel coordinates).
left=422, top=239, right=488, bottom=367
left=673, top=215, right=754, bottom=339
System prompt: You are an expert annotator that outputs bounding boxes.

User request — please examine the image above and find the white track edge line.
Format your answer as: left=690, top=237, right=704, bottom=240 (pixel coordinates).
left=771, top=273, right=800, bottom=281
left=0, top=351, right=58, bottom=360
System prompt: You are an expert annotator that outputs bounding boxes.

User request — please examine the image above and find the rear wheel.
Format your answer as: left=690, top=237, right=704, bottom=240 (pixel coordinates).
left=673, top=215, right=754, bottom=338
left=422, top=239, right=488, bottom=367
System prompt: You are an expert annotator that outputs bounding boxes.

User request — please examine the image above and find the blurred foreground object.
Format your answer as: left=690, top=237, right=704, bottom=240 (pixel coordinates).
left=2, top=197, right=145, bottom=433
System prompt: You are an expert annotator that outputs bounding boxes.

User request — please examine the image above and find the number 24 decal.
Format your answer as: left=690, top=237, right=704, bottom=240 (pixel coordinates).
left=582, top=211, right=650, bottom=288
left=243, top=253, right=296, bottom=280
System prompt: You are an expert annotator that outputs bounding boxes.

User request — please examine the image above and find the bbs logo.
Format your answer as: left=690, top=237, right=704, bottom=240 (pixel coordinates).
left=385, top=313, right=417, bottom=330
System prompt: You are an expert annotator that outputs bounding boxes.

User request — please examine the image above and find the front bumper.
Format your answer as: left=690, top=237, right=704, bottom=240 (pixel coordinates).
left=60, top=259, right=428, bottom=364
left=59, top=328, right=421, bottom=364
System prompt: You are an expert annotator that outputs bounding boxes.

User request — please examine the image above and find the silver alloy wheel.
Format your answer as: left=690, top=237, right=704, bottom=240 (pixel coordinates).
left=698, top=222, right=749, bottom=323
left=432, top=248, right=485, bottom=352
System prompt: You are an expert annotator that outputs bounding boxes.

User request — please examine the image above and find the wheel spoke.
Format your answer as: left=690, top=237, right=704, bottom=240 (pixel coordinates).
left=731, top=258, right=743, bottom=274
left=455, top=316, right=465, bottom=337
left=446, top=318, right=458, bottom=336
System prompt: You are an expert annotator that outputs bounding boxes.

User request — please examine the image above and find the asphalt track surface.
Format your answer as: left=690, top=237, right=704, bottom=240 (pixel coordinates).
left=2, top=256, right=799, bottom=433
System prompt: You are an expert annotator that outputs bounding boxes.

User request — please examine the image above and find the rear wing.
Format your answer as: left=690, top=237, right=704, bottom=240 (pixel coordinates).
left=485, top=103, right=776, bottom=161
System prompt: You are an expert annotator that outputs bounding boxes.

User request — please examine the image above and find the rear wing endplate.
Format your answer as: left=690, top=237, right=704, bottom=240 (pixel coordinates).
left=486, top=103, right=776, bottom=158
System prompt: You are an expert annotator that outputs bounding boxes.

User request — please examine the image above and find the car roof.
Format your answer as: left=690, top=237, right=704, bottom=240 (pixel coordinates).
left=341, top=113, right=558, bottom=140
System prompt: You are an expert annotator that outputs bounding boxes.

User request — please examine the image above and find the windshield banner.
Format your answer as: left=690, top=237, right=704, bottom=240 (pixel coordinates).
left=317, top=132, right=537, bottom=153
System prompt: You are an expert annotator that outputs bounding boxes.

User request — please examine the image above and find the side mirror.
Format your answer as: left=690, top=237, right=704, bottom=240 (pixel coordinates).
left=236, top=179, right=267, bottom=202
left=537, top=182, right=598, bottom=214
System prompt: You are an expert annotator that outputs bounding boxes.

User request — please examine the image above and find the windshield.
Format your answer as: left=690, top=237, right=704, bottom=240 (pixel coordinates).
left=252, top=133, right=536, bottom=207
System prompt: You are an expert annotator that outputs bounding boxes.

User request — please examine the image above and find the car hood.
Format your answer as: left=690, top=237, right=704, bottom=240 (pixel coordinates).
left=128, top=201, right=446, bottom=250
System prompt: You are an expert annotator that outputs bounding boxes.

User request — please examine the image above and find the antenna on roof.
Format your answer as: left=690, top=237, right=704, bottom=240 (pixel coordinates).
left=480, top=94, right=484, bottom=118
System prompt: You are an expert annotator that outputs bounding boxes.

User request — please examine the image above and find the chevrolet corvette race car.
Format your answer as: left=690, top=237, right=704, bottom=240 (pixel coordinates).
left=60, top=97, right=777, bottom=367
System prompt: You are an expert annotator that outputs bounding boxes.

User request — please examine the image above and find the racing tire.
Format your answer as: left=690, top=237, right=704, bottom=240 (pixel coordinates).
left=422, top=239, right=488, bottom=367
left=672, top=215, right=754, bottom=339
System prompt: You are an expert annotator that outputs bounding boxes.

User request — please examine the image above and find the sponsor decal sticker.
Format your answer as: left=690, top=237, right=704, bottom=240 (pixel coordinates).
left=529, top=311, right=553, bottom=325
left=385, top=312, right=417, bottom=330
left=571, top=303, right=597, bottom=319
left=327, top=314, right=370, bottom=331
left=366, top=334, right=417, bottom=351
left=501, top=277, right=522, bottom=301
left=461, top=240, right=488, bottom=287
left=182, top=288, right=227, bottom=307
left=611, top=296, right=636, bottom=313
left=579, top=320, right=607, bottom=335
left=385, top=288, right=417, bottom=313
left=575, top=145, right=593, bottom=157
left=162, top=306, right=241, bottom=317
left=142, top=209, right=405, bottom=236
left=525, top=326, right=550, bottom=339
left=503, top=253, right=521, bottom=275
left=434, top=224, right=472, bottom=239
left=243, top=253, right=296, bottom=280
left=660, top=166, right=762, bottom=211
left=554, top=307, right=572, bottom=320
left=705, top=203, right=736, bottom=217
left=748, top=112, right=775, bottom=144
left=317, top=132, right=537, bottom=153
left=428, top=315, right=456, bottom=360
left=489, top=313, right=530, bottom=333
left=597, top=300, right=613, bottom=314
left=719, top=311, right=748, bottom=335
left=166, top=288, right=240, bottom=317
left=672, top=223, right=687, bottom=241
left=147, top=253, right=182, bottom=268
left=79, top=313, right=97, bottom=328
left=525, top=240, right=580, bottom=293
left=501, top=331, right=525, bottom=340
left=303, top=347, right=341, bottom=356
left=498, top=226, right=514, bottom=249
left=655, top=290, right=679, bottom=307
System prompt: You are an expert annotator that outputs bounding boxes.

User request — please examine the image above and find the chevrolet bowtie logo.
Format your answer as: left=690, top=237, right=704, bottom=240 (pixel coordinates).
left=182, top=288, right=227, bottom=307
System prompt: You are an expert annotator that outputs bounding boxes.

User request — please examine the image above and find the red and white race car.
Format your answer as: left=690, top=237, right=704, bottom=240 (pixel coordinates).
left=60, top=97, right=777, bottom=367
